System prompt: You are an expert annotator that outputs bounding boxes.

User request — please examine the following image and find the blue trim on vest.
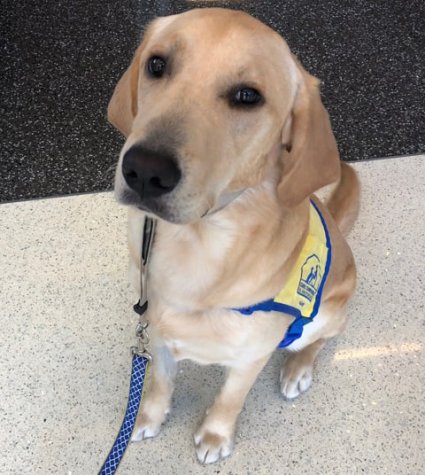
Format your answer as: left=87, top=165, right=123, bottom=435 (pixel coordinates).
left=234, top=200, right=332, bottom=349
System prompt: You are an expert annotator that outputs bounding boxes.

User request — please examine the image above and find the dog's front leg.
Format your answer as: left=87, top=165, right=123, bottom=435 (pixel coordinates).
left=194, top=354, right=271, bottom=464
left=131, top=345, right=177, bottom=441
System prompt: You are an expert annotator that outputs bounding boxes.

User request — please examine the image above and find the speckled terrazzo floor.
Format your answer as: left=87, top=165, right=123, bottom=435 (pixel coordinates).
left=1, top=1, right=424, bottom=202
left=0, top=156, right=424, bottom=474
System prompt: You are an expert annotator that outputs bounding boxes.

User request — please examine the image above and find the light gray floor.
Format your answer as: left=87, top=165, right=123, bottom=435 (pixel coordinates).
left=1, top=156, right=424, bottom=474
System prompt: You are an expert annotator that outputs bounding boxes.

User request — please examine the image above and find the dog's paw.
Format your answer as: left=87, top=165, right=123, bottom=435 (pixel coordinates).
left=131, top=413, right=163, bottom=442
left=194, top=428, right=233, bottom=464
left=280, top=362, right=313, bottom=399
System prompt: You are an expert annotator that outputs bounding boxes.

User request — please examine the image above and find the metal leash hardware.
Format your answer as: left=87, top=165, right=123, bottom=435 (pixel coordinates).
left=131, top=216, right=156, bottom=359
left=131, top=318, right=152, bottom=360
left=99, top=216, right=157, bottom=475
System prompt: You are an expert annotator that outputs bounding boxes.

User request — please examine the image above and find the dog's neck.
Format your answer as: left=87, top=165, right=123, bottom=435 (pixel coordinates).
left=147, top=183, right=309, bottom=312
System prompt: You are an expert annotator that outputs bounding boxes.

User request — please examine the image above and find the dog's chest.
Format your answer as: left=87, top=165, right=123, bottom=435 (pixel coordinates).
left=157, top=316, right=250, bottom=365
left=149, top=305, right=286, bottom=366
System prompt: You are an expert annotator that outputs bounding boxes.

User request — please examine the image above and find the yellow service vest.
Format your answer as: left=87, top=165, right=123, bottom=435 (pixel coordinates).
left=234, top=200, right=332, bottom=348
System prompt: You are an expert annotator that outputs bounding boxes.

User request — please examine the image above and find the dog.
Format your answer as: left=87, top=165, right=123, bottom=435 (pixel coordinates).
left=108, top=8, right=360, bottom=464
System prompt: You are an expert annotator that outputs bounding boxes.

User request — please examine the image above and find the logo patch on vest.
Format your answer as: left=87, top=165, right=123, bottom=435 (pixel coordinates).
left=297, top=254, right=322, bottom=302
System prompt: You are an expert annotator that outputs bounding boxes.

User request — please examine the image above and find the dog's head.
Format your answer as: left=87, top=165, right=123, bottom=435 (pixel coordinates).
left=109, top=8, right=340, bottom=223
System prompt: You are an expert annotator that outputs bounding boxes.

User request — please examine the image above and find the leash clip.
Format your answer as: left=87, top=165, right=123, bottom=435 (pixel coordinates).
left=131, top=217, right=157, bottom=361
left=131, top=302, right=152, bottom=360
left=131, top=320, right=152, bottom=360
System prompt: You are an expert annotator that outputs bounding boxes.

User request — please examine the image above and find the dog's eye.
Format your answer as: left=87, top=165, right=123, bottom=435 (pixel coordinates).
left=147, top=56, right=167, bottom=78
left=232, top=88, right=263, bottom=107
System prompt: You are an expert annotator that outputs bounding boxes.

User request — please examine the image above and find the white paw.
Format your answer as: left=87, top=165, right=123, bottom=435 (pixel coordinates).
left=131, top=415, right=162, bottom=442
left=194, top=428, right=233, bottom=464
left=280, top=364, right=313, bottom=399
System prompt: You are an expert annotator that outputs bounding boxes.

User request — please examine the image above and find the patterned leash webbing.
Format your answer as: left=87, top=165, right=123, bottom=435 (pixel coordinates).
left=99, top=354, right=150, bottom=475
left=99, top=216, right=156, bottom=474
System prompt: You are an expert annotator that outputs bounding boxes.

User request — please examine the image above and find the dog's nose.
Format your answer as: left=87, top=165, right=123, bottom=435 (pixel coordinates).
left=122, top=145, right=181, bottom=200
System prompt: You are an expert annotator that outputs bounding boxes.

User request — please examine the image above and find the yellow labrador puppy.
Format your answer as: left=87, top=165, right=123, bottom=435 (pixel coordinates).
left=108, top=8, right=359, bottom=464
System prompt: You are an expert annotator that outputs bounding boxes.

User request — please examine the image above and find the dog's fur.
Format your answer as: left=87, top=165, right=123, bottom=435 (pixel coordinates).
left=108, top=8, right=360, bottom=464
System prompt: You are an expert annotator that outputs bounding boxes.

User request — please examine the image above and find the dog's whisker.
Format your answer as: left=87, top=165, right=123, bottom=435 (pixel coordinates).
left=103, top=162, right=118, bottom=182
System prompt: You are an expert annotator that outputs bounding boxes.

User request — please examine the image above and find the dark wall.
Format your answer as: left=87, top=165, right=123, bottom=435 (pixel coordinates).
left=1, top=0, right=424, bottom=202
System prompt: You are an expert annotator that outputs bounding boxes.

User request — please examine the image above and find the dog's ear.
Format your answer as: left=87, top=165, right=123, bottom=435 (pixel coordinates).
left=107, top=16, right=177, bottom=137
left=107, top=43, right=144, bottom=137
left=278, top=59, right=341, bottom=207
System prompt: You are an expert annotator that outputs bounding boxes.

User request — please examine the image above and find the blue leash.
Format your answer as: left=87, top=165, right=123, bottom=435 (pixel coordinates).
left=99, top=217, right=157, bottom=474
left=99, top=354, right=150, bottom=475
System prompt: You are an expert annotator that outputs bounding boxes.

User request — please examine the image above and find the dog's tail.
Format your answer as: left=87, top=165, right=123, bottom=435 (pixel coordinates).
left=326, top=162, right=360, bottom=236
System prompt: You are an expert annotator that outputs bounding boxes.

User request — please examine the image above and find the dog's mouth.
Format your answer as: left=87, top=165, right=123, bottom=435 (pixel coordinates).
left=118, top=188, right=143, bottom=208
left=116, top=186, right=190, bottom=223
left=201, top=189, right=245, bottom=218
left=117, top=182, right=245, bottom=224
